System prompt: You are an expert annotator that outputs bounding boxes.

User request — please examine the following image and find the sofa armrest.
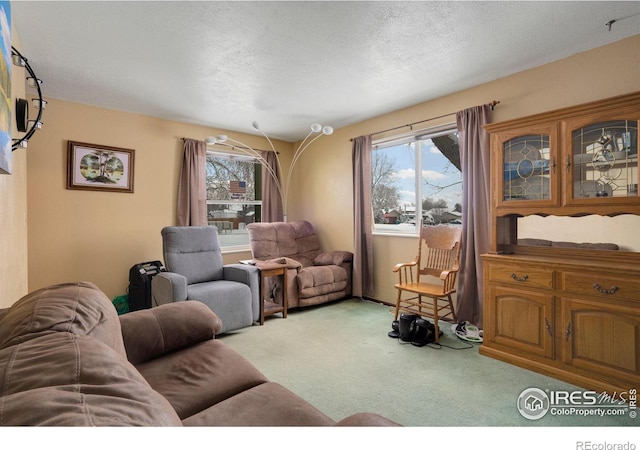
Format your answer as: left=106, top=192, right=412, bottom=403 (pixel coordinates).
left=151, top=272, right=188, bottom=306
left=223, top=264, right=260, bottom=323
left=334, top=412, right=401, bottom=426
left=119, top=301, right=222, bottom=365
left=314, top=251, right=353, bottom=266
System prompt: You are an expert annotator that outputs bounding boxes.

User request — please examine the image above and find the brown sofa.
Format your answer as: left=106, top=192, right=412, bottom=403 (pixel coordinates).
left=247, top=220, right=353, bottom=309
left=0, top=282, right=397, bottom=426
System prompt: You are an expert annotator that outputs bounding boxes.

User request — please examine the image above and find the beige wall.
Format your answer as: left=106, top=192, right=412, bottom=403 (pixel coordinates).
left=289, top=34, right=640, bottom=305
left=0, top=147, right=27, bottom=308
left=0, top=146, right=27, bottom=309
left=0, top=29, right=29, bottom=308
left=5, top=33, right=640, bottom=307
left=25, top=100, right=292, bottom=301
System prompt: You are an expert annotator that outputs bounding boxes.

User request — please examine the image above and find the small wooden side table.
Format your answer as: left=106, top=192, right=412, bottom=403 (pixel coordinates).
left=252, top=261, right=289, bottom=325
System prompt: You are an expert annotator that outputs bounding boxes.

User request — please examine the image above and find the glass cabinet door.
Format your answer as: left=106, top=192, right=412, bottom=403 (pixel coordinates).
left=503, top=134, right=552, bottom=201
left=494, top=123, right=559, bottom=210
left=570, top=119, right=638, bottom=202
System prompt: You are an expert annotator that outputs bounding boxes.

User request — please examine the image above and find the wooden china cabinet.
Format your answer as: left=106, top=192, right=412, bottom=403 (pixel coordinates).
left=480, top=91, right=640, bottom=394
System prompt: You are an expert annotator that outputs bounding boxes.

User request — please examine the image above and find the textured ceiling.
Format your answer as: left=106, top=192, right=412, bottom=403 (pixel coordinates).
left=11, top=1, right=640, bottom=141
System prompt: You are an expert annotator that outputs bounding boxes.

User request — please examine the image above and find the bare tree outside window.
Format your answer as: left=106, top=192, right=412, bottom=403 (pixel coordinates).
left=372, top=128, right=462, bottom=233
left=206, top=156, right=256, bottom=201
left=205, top=153, right=262, bottom=248
left=372, top=151, right=401, bottom=224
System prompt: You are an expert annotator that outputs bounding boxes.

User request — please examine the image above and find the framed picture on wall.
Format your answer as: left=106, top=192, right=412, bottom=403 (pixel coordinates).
left=0, top=1, right=12, bottom=175
left=67, top=141, right=135, bottom=193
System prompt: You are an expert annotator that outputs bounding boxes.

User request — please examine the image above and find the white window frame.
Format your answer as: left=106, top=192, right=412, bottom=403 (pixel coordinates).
left=372, top=123, right=459, bottom=237
left=205, top=150, right=262, bottom=252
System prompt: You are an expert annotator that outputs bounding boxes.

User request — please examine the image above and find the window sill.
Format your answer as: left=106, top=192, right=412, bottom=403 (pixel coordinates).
left=372, top=231, right=419, bottom=238
left=221, top=245, right=252, bottom=254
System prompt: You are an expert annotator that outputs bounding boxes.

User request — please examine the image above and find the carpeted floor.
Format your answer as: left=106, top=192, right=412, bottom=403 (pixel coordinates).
left=218, top=297, right=637, bottom=429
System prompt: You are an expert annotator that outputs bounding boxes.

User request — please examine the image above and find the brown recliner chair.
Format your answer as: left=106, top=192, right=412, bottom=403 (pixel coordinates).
left=247, top=221, right=353, bottom=309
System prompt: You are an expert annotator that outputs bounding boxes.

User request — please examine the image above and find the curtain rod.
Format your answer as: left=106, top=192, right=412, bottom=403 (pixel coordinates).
left=349, top=100, right=500, bottom=142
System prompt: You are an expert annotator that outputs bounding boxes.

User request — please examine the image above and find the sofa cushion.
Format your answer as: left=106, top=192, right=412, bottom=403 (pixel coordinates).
left=0, top=281, right=126, bottom=358
left=182, top=382, right=334, bottom=426
left=297, top=266, right=348, bottom=299
left=135, top=339, right=268, bottom=420
left=247, top=221, right=322, bottom=265
left=188, top=281, right=254, bottom=334
left=314, top=250, right=353, bottom=266
left=0, top=332, right=181, bottom=426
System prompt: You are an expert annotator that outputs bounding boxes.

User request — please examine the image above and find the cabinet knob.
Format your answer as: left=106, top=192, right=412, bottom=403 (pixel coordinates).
left=544, top=318, right=552, bottom=337
left=511, top=273, right=529, bottom=282
left=592, top=283, right=619, bottom=295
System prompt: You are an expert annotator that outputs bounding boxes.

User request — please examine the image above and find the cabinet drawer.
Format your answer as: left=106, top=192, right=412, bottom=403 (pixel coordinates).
left=488, top=263, right=554, bottom=289
left=562, top=272, right=640, bottom=302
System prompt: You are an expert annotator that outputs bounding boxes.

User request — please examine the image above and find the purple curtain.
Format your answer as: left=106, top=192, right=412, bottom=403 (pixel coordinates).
left=456, top=105, right=492, bottom=327
left=176, top=139, right=207, bottom=226
left=352, top=135, right=374, bottom=298
left=261, top=150, right=284, bottom=222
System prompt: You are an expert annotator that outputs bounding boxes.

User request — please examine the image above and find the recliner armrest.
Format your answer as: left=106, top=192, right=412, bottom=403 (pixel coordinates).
left=314, top=250, right=353, bottom=266
left=120, top=301, right=222, bottom=365
left=152, top=272, right=188, bottom=306
left=223, top=264, right=260, bottom=323
left=223, top=263, right=259, bottom=286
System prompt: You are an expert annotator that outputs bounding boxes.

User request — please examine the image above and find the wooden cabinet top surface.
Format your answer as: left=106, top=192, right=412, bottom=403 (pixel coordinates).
left=482, top=250, right=640, bottom=273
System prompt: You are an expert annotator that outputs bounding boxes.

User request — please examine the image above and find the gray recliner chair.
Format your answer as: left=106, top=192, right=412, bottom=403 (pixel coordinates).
left=151, top=226, right=260, bottom=334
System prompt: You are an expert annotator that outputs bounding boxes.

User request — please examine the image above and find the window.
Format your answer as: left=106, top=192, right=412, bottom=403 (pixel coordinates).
left=372, top=125, right=462, bottom=234
left=206, top=152, right=262, bottom=250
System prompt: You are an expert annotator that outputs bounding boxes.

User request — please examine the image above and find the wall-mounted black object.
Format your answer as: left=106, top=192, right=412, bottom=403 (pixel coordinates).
left=15, top=98, right=28, bottom=132
left=11, top=46, right=44, bottom=151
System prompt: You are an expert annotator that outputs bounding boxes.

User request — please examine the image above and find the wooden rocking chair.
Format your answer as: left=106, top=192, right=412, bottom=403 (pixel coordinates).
left=392, top=224, right=462, bottom=344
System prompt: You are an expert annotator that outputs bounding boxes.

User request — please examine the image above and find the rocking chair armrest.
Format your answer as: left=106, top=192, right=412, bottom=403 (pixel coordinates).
left=392, top=261, right=417, bottom=272
left=439, top=267, right=459, bottom=281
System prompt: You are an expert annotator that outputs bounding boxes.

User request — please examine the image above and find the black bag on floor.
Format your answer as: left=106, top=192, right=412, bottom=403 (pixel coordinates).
left=388, top=313, right=437, bottom=346
left=127, top=261, right=166, bottom=311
